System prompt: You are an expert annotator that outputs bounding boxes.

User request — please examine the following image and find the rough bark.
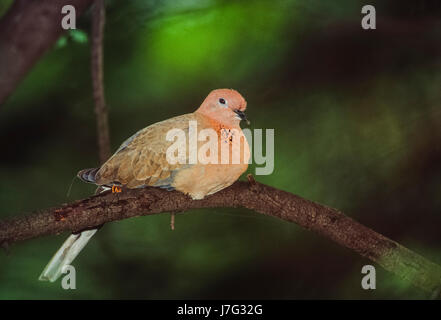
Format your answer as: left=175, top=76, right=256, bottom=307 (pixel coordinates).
left=0, top=178, right=440, bottom=297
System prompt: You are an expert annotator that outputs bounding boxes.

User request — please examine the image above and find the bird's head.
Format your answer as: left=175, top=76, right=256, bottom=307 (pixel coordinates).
left=196, top=89, right=248, bottom=126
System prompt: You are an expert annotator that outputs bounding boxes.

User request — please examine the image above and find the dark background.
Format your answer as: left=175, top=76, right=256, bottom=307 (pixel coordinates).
left=0, top=0, right=440, bottom=299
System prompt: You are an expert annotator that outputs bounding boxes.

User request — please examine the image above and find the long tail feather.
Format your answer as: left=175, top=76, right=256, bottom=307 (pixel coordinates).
left=77, top=168, right=99, bottom=184
left=38, top=229, right=97, bottom=282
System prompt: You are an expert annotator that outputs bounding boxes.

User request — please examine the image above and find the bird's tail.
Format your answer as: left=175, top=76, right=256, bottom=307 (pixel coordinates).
left=77, top=168, right=99, bottom=184
left=38, top=229, right=97, bottom=282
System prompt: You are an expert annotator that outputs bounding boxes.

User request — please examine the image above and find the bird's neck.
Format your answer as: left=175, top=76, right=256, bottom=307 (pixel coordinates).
left=195, top=110, right=240, bottom=131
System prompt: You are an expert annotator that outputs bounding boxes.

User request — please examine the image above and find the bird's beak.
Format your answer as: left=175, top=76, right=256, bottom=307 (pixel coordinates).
left=234, top=109, right=250, bottom=125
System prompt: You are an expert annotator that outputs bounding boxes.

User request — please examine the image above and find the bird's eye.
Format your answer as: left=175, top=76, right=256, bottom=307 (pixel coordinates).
left=219, top=98, right=226, bottom=105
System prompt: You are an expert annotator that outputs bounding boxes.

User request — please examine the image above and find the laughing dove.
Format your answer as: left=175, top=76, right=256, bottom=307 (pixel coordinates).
left=39, top=89, right=250, bottom=282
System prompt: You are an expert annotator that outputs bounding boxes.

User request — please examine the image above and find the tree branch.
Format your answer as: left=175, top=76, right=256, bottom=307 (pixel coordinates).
left=0, top=178, right=440, bottom=296
left=0, top=0, right=93, bottom=106
left=91, top=0, right=111, bottom=163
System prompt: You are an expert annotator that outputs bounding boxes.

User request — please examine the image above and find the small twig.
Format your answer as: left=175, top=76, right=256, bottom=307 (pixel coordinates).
left=91, top=0, right=111, bottom=163
left=247, top=173, right=256, bottom=185
left=247, top=173, right=259, bottom=192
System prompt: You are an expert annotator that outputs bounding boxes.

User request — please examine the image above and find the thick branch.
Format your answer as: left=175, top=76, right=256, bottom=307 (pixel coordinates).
left=91, top=0, right=111, bottom=163
left=0, top=0, right=93, bottom=106
left=0, top=179, right=440, bottom=296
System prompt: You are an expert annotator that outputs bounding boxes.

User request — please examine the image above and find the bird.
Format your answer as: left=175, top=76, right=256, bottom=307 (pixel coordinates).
left=39, top=89, right=250, bottom=282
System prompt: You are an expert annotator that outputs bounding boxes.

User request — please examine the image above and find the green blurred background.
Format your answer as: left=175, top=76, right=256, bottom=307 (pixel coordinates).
left=1, top=0, right=441, bottom=299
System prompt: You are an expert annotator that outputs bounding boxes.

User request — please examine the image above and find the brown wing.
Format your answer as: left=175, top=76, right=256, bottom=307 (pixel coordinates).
left=95, top=113, right=199, bottom=188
